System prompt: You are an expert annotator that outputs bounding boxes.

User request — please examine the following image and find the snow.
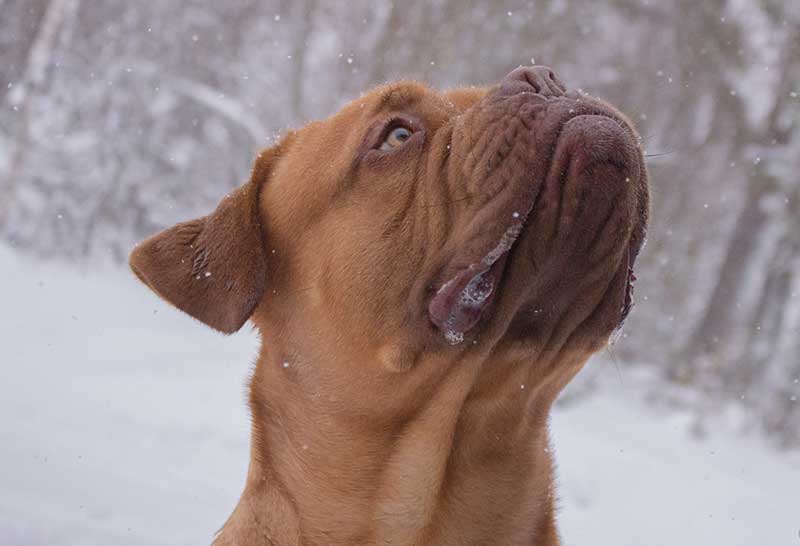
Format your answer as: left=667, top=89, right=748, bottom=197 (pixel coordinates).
left=1, top=246, right=798, bottom=546
left=553, top=374, right=800, bottom=546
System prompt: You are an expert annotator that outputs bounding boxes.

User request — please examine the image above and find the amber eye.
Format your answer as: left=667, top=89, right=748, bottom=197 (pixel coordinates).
left=380, top=126, right=413, bottom=151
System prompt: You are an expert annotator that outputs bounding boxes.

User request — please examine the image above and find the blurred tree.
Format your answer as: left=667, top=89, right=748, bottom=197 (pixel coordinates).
left=0, top=0, right=797, bottom=444
left=1, top=0, right=76, bottom=228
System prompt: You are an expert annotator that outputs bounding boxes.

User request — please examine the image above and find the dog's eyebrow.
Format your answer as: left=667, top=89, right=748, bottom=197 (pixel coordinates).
left=370, top=86, right=419, bottom=117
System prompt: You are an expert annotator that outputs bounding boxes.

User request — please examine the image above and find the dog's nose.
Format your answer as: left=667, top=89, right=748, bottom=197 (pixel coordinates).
left=498, top=66, right=566, bottom=98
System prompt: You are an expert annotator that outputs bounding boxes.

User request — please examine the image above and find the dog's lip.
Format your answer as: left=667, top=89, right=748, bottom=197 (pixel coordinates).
left=427, top=218, right=529, bottom=345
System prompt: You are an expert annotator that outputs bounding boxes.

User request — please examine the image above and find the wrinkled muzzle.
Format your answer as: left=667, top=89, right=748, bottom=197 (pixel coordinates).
left=429, top=66, right=647, bottom=346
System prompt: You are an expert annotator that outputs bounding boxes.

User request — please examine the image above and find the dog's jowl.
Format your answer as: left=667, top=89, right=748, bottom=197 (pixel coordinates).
left=130, top=65, right=649, bottom=546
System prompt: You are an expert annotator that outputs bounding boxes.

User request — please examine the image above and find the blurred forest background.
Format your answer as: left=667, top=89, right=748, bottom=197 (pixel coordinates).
left=1, top=0, right=798, bottom=446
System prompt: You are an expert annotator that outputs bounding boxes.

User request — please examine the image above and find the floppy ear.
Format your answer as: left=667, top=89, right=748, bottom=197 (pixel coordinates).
left=129, top=145, right=281, bottom=334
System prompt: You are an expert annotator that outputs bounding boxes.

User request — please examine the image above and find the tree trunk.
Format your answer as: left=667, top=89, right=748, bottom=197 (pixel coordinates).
left=734, top=227, right=796, bottom=391
left=366, top=1, right=401, bottom=86
left=677, top=169, right=772, bottom=381
left=1, top=0, right=72, bottom=228
left=288, top=0, right=316, bottom=123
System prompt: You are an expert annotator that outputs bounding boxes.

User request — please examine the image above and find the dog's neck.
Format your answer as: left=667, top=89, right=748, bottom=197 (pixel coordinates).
left=214, top=333, right=581, bottom=546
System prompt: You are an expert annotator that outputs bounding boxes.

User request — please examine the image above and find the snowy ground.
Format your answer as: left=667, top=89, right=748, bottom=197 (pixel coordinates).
left=1, top=246, right=798, bottom=546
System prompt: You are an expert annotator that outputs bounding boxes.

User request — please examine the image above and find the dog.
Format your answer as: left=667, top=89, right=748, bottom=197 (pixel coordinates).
left=130, top=65, right=649, bottom=545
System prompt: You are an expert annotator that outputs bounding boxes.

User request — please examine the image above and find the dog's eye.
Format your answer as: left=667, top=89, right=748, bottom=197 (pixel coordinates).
left=380, top=126, right=413, bottom=151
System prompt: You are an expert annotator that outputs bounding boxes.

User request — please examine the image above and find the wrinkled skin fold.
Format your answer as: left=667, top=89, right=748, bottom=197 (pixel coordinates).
left=130, top=65, right=649, bottom=546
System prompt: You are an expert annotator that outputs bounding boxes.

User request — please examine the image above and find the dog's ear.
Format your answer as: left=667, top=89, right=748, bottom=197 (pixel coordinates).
left=129, top=144, right=283, bottom=334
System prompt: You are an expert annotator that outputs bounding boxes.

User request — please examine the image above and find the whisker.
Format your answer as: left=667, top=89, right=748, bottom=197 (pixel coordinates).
left=605, top=344, right=625, bottom=386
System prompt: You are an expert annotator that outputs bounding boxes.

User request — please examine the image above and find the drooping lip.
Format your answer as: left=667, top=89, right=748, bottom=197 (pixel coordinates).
left=427, top=216, right=530, bottom=345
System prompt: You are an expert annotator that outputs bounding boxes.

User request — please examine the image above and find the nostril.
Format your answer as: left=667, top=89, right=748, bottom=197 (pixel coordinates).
left=524, top=72, right=543, bottom=94
left=498, top=65, right=567, bottom=99
left=547, top=70, right=567, bottom=94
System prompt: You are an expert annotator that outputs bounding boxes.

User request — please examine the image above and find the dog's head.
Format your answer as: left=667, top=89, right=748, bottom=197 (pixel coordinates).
left=131, top=66, right=648, bottom=385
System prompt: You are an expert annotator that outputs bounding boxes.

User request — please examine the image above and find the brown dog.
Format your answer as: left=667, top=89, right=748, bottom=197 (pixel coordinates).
left=130, top=65, right=648, bottom=545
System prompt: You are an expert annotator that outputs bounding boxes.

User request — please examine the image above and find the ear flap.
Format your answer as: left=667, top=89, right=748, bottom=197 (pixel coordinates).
left=129, top=145, right=281, bottom=334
